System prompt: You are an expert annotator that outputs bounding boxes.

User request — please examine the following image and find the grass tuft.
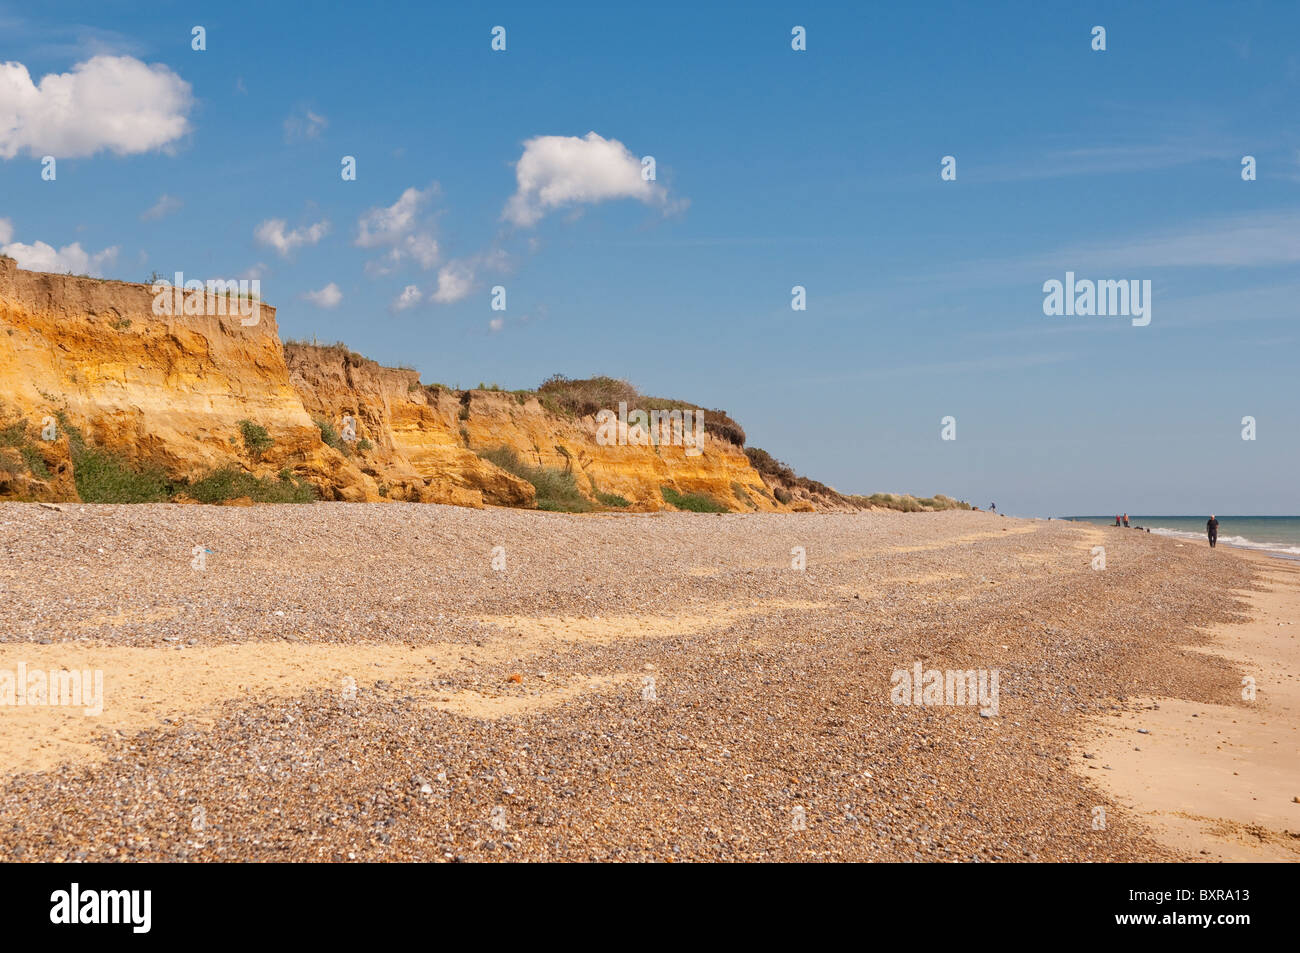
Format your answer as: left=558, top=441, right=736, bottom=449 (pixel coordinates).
left=479, top=446, right=594, bottom=512
left=661, top=485, right=728, bottom=513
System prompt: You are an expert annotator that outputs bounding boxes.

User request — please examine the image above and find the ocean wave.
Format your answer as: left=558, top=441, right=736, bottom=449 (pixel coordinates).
left=1148, top=526, right=1300, bottom=555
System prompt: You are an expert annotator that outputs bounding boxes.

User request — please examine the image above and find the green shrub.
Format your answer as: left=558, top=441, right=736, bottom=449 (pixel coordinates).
left=314, top=418, right=351, bottom=455
left=731, top=481, right=753, bottom=508
left=185, top=467, right=316, bottom=504
left=54, top=413, right=316, bottom=504
left=479, top=446, right=594, bottom=512
left=21, top=446, right=50, bottom=479
left=0, top=422, right=27, bottom=447
left=595, top=491, right=631, bottom=508
left=238, top=419, right=273, bottom=458
left=661, top=485, right=728, bottom=513
left=55, top=413, right=169, bottom=502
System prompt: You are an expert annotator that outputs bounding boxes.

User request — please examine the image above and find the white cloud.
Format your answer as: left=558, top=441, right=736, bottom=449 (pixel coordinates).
left=392, top=284, right=423, bottom=311
left=355, top=186, right=440, bottom=271
left=0, top=55, right=193, bottom=159
left=431, top=262, right=475, bottom=303
left=488, top=317, right=504, bottom=333
left=283, top=107, right=328, bottom=142
left=140, top=193, right=182, bottom=221
left=1, top=230, right=118, bottom=276
left=254, top=218, right=330, bottom=257
left=428, top=250, right=508, bottom=305
left=503, top=131, right=674, bottom=227
left=302, top=282, right=342, bottom=308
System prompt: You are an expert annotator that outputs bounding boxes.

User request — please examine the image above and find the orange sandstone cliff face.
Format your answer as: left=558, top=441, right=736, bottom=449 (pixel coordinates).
left=0, top=256, right=373, bottom=501
left=284, top=344, right=783, bottom=511
left=0, top=259, right=803, bottom=510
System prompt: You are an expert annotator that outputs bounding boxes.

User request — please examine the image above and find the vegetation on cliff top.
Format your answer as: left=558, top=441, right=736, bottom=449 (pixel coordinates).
left=745, top=446, right=970, bottom=512
left=536, top=375, right=747, bottom=447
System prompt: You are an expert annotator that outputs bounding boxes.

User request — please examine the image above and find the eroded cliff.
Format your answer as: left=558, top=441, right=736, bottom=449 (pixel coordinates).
left=0, top=258, right=833, bottom=511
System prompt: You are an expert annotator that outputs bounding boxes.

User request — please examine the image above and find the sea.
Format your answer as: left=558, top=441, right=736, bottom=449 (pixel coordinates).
left=1066, top=516, right=1300, bottom=559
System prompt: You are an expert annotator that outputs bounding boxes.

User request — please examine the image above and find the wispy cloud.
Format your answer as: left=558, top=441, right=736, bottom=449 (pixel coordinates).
left=356, top=186, right=440, bottom=273
left=140, top=194, right=183, bottom=221
left=979, top=141, right=1234, bottom=183
left=283, top=107, right=327, bottom=142
left=913, top=208, right=1300, bottom=290
left=797, top=352, right=1071, bottom=385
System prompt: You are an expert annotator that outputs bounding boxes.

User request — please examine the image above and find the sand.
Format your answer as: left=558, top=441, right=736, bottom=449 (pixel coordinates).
left=1075, top=549, right=1300, bottom=861
left=0, top=503, right=1289, bottom=862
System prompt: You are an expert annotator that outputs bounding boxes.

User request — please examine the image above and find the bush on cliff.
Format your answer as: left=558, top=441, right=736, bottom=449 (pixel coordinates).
left=59, top=414, right=172, bottom=503
left=238, top=420, right=273, bottom=459
left=186, top=467, right=317, bottom=504
left=0, top=421, right=52, bottom=480
left=57, top=413, right=315, bottom=504
left=314, top=418, right=352, bottom=455
left=478, top=446, right=594, bottom=513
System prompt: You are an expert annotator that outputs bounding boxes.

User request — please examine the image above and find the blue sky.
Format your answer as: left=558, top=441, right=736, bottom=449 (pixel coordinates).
left=2, top=1, right=1297, bottom=515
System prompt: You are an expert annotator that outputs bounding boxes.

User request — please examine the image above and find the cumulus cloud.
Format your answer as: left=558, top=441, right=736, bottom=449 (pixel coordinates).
left=254, top=218, right=330, bottom=257
left=0, top=55, right=193, bottom=159
left=355, top=186, right=440, bottom=272
left=283, top=107, right=328, bottom=142
left=429, top=249, right=509, bottom=305
left=0, top=224, right=118, bottom=276
left=302, top=282, right=342, bottom=308
left=140, top=193, right=183, bottom=221
left=503, top=131, right=676, bottom=227
left=392, top=284, right=423, bottom=311
left=431, top=263, right=475, bottom=304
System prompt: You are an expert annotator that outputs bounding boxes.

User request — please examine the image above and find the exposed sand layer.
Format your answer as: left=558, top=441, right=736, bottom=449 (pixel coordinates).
left=0, top=504, right=1275, bottom=861
left=1076, top=551, right=1300, bottom=861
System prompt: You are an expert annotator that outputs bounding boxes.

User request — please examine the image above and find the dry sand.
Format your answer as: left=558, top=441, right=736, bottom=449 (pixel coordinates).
left=0, top=502, right=1290, bottom=862
left=1075, top=549, right=1300, bottom=861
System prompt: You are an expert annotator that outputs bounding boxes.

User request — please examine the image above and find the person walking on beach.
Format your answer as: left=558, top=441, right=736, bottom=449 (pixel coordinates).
left=1115, top=514, right=1122, bottom=526
left=1123, top=513, right=1130, bottom=528
left=1207, top=514, right=1219, bottom=549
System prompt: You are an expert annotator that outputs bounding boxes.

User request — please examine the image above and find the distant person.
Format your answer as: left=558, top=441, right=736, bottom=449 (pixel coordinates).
left=1122, top=513, right=1130, bottom=528
left=1207, top=514, right=1218, bottom=549
left=989, top=503, right=996, bottom=513
left=1115, top=514, right=1122, bottom=526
